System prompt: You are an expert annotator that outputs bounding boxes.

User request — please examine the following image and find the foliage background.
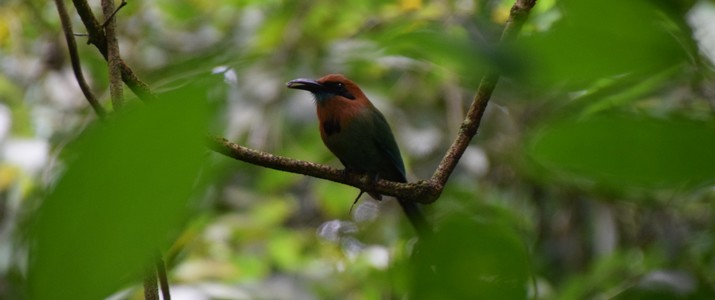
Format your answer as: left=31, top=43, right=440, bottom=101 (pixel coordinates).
left=1, top=0, right=715, bottom=299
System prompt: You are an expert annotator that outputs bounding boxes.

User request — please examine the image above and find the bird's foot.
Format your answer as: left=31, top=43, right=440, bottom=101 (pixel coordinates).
left=341, top=167, right=354, bottom=179
left=366, top=173, right=383, bottom=201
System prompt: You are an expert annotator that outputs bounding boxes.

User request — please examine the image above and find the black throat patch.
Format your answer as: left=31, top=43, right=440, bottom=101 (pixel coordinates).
left=322, top=118, right=341, bottom=136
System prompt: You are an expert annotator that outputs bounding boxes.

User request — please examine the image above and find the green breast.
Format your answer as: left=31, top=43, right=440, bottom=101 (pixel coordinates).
left=321, top=108, right=406, bottom=182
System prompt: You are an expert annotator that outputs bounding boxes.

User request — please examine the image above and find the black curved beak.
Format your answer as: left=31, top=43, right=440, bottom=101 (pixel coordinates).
left=286, top=78, right=325, bottom=92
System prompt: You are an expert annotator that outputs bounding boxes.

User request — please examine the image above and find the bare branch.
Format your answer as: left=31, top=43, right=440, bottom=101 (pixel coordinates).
left=431, top=0, right=537, bottom=186
left=143, top=264, right=159, bottom=300
left=71, top=0, right=105, bottom=47
left=72, top=0, right=157, bottom=102
left=102, top=0, right=124, bottom=109
left=54, top=0, right=107, bottom=118
left=120, top=62, right=157, bottom=102
left=157, top=257, right=171, bottom=300
left=207, top=137, right=442, bottom=203
left=101, top=0, right=127, bottom=29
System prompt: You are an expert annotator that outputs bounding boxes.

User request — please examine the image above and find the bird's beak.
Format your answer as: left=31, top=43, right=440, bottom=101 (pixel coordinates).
left=286, top=78, right=325, bottom=92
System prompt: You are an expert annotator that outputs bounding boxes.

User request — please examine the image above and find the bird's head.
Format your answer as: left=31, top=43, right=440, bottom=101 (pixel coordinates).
left=286, top=74, right=364, bottom=103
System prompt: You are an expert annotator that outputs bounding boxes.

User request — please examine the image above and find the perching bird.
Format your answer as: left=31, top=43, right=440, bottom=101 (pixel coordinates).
left=287, top=74, right=429, bottom=236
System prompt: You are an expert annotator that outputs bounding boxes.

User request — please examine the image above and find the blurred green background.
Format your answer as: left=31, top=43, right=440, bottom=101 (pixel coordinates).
left=1, top=0, right=715, bottom=299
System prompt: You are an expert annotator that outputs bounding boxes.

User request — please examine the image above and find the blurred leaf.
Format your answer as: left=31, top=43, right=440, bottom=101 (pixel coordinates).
left=412, top=214, right=529, bottom=300
left=268, top=230, right=305, bottom=271
left=28, top=87, right=209, bottom=300
left=521, top=0, right=688, bottom=89
left=572, top=67, right=680, bottom=117
left=612, top=269, right=715, bottom=300
left=233, top=254, right=270, bottom=280
left=375, top=24, right=494, bottom=87
left=0, top=74, right=32, bottom=136
left=256, top=170, right=300, bottom=193
left=302, top=1, right=367, bottom=39
left=315, top=179, right=358, bottom=217
left=556, top=250, right=652, bottom=300
left=280, top=127, right=327, bottom=164
left=251, top=196, right=294, bottom=227
left=528, top=114, right=715, bottom=189
left=157, top=0, right=202, bottom=23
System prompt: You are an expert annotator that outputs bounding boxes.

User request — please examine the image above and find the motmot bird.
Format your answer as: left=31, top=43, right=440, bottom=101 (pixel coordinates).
left=287, top=74, right=430, bottom=235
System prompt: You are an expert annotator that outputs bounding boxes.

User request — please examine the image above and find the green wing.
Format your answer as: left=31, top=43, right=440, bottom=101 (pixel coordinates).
left=370, top=107, right=407, bottom=182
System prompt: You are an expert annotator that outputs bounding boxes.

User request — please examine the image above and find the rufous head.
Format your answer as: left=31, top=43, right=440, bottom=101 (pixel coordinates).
left=286, top=74, right=366, bottom=103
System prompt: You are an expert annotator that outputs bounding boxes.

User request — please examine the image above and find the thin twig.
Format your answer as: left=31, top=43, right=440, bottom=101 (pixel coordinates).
left=156, top=257, right=171, bottom=300
left=120, top=62, right=156, bottom=101
left=71, top=0, right=104, bottom=46
left=72, top=0, right=156, bottom=102
left=143, top=264, right=159, bottom=300
left=54, top=0, right=107, bottom=118
left=101, top=0, right=127, bottom=28
left=102, top=0, right=124, bottom=109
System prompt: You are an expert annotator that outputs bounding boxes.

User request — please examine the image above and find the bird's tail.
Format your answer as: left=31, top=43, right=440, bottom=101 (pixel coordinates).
left=366, top=190, right=430, bottom=237
left=397, top=198, right=431, bottom=237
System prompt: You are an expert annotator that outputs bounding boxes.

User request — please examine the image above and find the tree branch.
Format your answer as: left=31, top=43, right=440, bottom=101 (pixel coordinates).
left=71, top=0, right=104, bottom=47
left=101, top=0, right=127, bottom=28
left=207, top=137, right=442, bottom=203
left=54, top=0, right=107, bottom=118
left=208, top=0, right=537, bottom=204
left=156, top=256, right=171, bottom=300
left=432, top=0, right=536, bottom=186
left=156, top=255, right=171, bottom=300
left=72, top=0, right=157, bottom=102
left=102, top=0, right=124, bottom=110
left=143, top=264, right=159, bottom=300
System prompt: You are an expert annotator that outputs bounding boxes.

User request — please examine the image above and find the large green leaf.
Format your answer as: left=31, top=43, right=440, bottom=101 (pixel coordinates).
left=374, top=24, right=497, bottom=88
left=412, top=214, right=529, bottom=300
left=528, top=114, right=715, bottom=188
left=521, top=0, right=687, bottom=89
left=28, top=87, right=209, bottom=299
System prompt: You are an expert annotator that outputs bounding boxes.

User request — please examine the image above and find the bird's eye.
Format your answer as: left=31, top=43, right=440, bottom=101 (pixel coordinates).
left=326, top=81, right=355, bottom=99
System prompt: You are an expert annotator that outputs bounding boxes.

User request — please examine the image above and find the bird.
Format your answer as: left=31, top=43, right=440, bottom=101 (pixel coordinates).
left=286, top=74, right=430, bottom=236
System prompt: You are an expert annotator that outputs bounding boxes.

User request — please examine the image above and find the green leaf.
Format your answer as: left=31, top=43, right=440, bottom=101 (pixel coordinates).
left=315, top=179, right=357, bottom=217
left=571, top=67, right=680, bottom=117
left=528, top=114, right=715, bottom=188
left=268, top=230, right=305, bottom=271
left=376, top=25, right=493, bottom=87
left=28, top=87, right=209, bottom=300
left=521, top=0, right=687, bottom=89
left=412, top=214, right=530, bottom=300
